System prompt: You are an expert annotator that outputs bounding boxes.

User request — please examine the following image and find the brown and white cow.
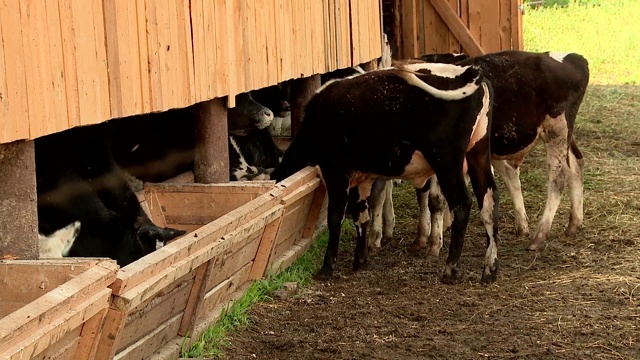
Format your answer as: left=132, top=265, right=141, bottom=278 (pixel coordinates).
left=368, top=50, right=589, bottom=257
left=272, top=62, right=500, bottom=284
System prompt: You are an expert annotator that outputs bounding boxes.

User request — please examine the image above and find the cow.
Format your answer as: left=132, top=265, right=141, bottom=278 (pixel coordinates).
left=271, top=62, right=500, bottom=284
left=35, top=124, right=187, bottom=267
left=108, top=92, right=277, bottom=184
left=35, top=90, right=283, bottom=265
left=403, top=50, right=590, bottom=256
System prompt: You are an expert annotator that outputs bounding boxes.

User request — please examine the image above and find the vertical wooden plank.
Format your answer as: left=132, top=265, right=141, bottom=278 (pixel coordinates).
left=511, top=0, right=523, bottom=50
left=348, top=0, right=358, bottom=66
left=213, top=0, right=229, bottom=97
left=250, top=216, right=284, bottom=280
left=289, top=0, right=299, bottom=77
left=467, top=0, right=482, bottom=54
left=19, top=1, right=52, bottom=138
left=322, top=0, right=331, bottom=72
left=265, top=0, right=279, bottom=85
left=135, top=0, right=152, bottom=113
left=370, top=0, right=382, bottom=61
left=94, top=308, right=127, bottom=360
left=176, top=0, right=194, bottom=104
left=460, top=0, right=469, bottom=31
left=0, top=0, right=30, bottom=142
left=44, top=0, right=68, bottom=133
left=177, top=262, right=209, bottom=336
left=400, top=0, right=418, bottom=58
left=191, top=0, right=205, bottom=101
left=254, top=0, right=268, bottom=88
left=498, top=0, right=511, bottom=51
left=91, top=0, right=111, bottom=124
left=228, top=0, right=243, bottom=99
left=145, top=0, right=163, bottom=111
left=447, top=0, right=461, bottom=53
left=480, top=0, right=500, bottom=52
left=304, top=0, right=314, bottom=76
left=74, top=308, right=108, bottom=359
left=205, top=0, right=218, bottom=98
left=242, top=0, right=255, bottom=91
left=358, top=0, right=370, bottom=64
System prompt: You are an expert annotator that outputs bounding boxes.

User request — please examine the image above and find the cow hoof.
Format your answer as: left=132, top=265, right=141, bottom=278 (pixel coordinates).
left=526, top=239, right=545, bottom=251
left=314, top=267, right=333, bottom=281
left=564, top=224, right=581, bottom=237
left=352, top=257, right=369, bottom=272
left=368, top=246, right=381, bottom=257
left=481, top=260, right=499, bottom=284
left=409, top=241, right=426, bottom=254
left=426, top=254, right=439, bottom=264
left=515, top=226, right=530, bottom=238
left=440, top=266, right=459, bottom=284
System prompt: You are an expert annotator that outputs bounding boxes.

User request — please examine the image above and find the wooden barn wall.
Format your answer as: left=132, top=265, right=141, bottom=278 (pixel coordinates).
left=387, top=0, right=523, bottom=59
left=0, top=0, right=383, bottom=144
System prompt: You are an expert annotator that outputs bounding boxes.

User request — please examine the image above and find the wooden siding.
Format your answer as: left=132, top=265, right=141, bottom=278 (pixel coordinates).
left=389, top=0, right=523, bottom=59
left=0, top=0, right=383, bottom=144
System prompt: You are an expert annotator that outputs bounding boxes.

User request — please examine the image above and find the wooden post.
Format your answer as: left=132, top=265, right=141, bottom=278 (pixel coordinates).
left=289, top=74, right=321, bottom=138
left=193, top=98, right=229, bottom=184
left=0, top=140, right=38, bottom=260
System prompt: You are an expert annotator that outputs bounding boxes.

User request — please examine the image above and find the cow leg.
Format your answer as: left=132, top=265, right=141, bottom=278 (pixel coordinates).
left=435, top=173, right=472, bottom=284
left=382, top=180, right=396, bottom=240
left=467, top=147, right=500, bottom=284
left=565, top=138, right=584, bottom=236
left=425, top=177, right=448, bottom=259
left=528, top=114, right=571, bottom=251
left=491, top=159, right=530, bottom=237
left=350, top=179, right=375, bottom=271
left=315, top=173, right=349, bottom=281
left=409, top=182, right=431, bottom=253
left=366, top=178, right=387, bottom=255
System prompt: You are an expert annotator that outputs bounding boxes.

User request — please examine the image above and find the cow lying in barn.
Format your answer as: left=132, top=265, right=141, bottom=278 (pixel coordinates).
left=35, top=124, right=187, bottom=266
left=271, top=62, right=501, bottom=284
left=399, top=50, right=590, bottom=256
left=36, top=89, right=286, bottom=265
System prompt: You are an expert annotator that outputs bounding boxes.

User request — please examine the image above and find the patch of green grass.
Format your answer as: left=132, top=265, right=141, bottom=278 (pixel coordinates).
left=180, top=223, right=356, bottom=358
left=524, top=0, right=640, bottom=85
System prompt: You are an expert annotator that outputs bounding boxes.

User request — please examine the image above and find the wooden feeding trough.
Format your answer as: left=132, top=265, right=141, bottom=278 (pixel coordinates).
left=91, top=167, right=327, bottom=360
left=0, top=259, right=118, bottom=359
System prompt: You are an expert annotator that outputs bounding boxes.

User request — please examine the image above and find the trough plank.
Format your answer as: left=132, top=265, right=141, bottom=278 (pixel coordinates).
left=0, top=260, right=118, bottom=354
left=113, top=313, right=182, bottom=360
left=116, top=279, right=192, bottom=353
left=113, top=207, right=284, bottom=310
left=250, top=215, right=284, bottom=280
left=271, top=237, right=316, bottom=275
left=302, top=183, right=327, bottom=239
left=195, top=262, right=253, bottom=328
left=280, top=177, right=321, bottom=206
left=30, top=325, right=81, bottom=360
left=0, top=288, right=112, bottom=360
left=203, top=231, right=263, bottom=292
left=75, top=307, right=109, bottom=360
left=112, top=188, right=282, bottom=294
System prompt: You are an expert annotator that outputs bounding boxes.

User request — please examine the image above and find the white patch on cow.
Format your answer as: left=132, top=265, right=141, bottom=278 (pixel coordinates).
left=229, top=136, right=271, bottom=181
left=316, top=71, right=365, bottom=94
left=404, top=62, right=471, bottom=78
left=399, top=69, right=480, bottom=101
left=480, top=188, right=498, bottom=276
left=39, top=221, right=81, bottom=258
left=467, top=82, right=491, bottom=150
left=156, top=239, right=164, bottom=250
left=400, top=151, right=434, bottom=189
left=549, top=51, right=570, bottom=63
left=491, top=159, right=529, bottom=236
left=352, top=65, right=366, bottom=74
left=130, top=144, right=139, bottom=152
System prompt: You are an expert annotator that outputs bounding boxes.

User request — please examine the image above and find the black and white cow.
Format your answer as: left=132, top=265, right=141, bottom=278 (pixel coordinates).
left=36, top=90, right=284, bottom=265
left=397, top=50, right=590, bottom=256
left=35, top=124, right=187, bottom=266
left=271, top=62, right=500, bottom=284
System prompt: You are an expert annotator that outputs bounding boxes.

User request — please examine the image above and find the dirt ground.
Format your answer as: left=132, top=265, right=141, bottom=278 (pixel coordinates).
left=221, top=86, right=640, bottom=360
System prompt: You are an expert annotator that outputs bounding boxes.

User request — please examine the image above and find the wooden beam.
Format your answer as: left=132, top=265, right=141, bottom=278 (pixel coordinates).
left=429, top=0, right=484, bottom=56
left=400, top=0, right=418, bottom=58
left=0, top=140, right=38, bottom=260
left=193, top=98, right=229, bottom=183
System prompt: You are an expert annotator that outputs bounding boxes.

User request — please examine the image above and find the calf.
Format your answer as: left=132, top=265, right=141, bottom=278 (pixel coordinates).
left=407, top=50, right=589, bottom=255
left=35, top=125, right=186, bottom=266
left=271, top=62, right=500, bottom=284
left=109, top=92, right=276, bottom=183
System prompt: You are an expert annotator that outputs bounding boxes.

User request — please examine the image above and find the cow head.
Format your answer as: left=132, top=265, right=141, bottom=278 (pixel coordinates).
left=136, top=223, right=187, bottom=253
left=228, top=92, right=275, bottom=136
left=250, top=84, right=291, bottom=118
